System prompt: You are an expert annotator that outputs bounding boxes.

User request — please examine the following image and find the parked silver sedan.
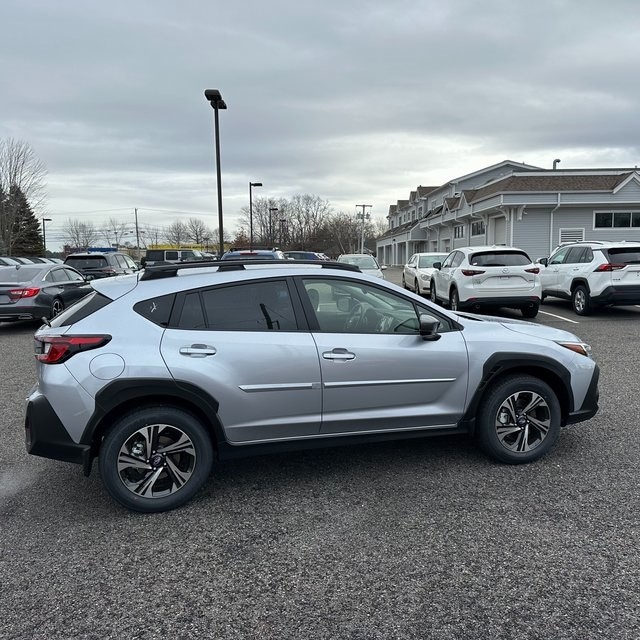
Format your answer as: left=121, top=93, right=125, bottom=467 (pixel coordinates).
left=402, top=252, right=448, bottom=295
left=0, top=263, right=92, bottom=322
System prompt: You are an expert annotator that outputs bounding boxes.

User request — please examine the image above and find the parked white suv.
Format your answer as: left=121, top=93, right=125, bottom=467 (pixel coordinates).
left=430, top=246, right=541, bottom=318
left=538, top=240, right=640, bottom=315
left=403, top=252, right=448, bottom=295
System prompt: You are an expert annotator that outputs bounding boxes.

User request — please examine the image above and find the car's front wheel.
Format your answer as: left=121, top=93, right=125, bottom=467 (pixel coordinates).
left=572, top=285, right=592, bottom=316
left=100, top=406, right=213, bottom=512
left=402, top=275, right=408, bottom=289
left=430, top=285, right=438, bottom=305
left=476, top=375, right=561, bottom=464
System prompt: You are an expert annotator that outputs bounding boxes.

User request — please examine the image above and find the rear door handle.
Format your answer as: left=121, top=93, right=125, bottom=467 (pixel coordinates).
left=179, top=344, right=217, bottom=357
left=322, top=348, right=355, bottom=361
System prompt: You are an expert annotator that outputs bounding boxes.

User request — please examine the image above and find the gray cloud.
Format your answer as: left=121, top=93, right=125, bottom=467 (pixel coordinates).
left=2, top=0, right=639, bottom=248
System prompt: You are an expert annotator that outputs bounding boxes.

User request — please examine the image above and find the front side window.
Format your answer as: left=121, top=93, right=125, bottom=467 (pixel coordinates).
left=301, top=278, right=420, bottom=334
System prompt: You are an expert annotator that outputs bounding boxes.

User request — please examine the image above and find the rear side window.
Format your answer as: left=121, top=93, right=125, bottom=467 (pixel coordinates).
left=145, top=250, right=164, bottom=262
left=49, top=292, right=112, bottom=327
left=65, top=256, right=108, bottom=269
left=605, top=248, right=640, bottom=264
left=470, top=251, right=531, bottom=267
left=134, top=294, right=176, bottom=327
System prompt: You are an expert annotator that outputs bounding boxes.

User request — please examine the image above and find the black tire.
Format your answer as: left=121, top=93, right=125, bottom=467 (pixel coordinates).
left=430, top=285, right=438, bottom=305
left=402, top=275, right=408, bottom=289
left=100, top=406, right=213, bottom=513
left=50, top=298, right=64, bottom=318
left=449, top=289, right=459, bottom=311
left=572, top=285, right=592, bottom=316
left=521, top=303, right=539, bottom=319
left=476, top=375, right=561, bottom=464
left=414, top=278, right=420, bottom=295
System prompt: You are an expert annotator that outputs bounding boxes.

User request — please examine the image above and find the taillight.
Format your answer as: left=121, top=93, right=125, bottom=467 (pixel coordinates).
left=9, top=287, right=40, bottom=300
left=594, top=263, right=625, bottom=272
left=525, top=267, right=540, bottom=274
left=35, top=335, right=111, bottom=364
left=461, top=269, right=485, bottom=276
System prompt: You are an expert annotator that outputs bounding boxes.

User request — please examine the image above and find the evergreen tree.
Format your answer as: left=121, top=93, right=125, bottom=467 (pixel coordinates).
left=8, top=186, right=44, bottom=255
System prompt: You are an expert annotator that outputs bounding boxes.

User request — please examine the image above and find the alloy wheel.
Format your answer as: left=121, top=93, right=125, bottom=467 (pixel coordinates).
left=494, top=390, right=551, bottom=453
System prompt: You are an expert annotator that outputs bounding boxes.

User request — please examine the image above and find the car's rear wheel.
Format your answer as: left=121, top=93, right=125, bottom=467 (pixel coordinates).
left=100, top=406, right=213, bottom=512
left=449, top=289, right=459, bottom=311
left=476, top=375, right=561, bottom=464
left=572, top=285, right=592, bottom=316
left=50, top=298, right=64, bottom=318
left=521, top=303, right=539, bottom=318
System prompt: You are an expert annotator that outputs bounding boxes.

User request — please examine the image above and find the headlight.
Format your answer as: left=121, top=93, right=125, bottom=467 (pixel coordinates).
left=556, top=341, right=592, bottom=357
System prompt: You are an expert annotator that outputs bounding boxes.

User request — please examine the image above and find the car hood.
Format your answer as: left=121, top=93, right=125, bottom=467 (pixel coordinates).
left=454, top=311, right=584, bottom=343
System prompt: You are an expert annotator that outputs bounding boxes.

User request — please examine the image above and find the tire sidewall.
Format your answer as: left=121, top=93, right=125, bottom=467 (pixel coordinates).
left=100, top=406, right=213, bottom=512
left=476, top=376, right=561, bottom=464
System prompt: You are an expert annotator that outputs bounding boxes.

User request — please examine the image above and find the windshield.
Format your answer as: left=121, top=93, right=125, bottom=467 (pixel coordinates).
left=418, top=255, right=447, bottom=268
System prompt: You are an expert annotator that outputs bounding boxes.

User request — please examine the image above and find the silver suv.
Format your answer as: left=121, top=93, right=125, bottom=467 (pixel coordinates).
left=25, top=260, right=599, bottom=512
left=538, top=240, right=640, bottom=315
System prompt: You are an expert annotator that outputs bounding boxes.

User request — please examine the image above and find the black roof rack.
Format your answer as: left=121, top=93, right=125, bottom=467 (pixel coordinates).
left=139, top=259, right=361, bottom=281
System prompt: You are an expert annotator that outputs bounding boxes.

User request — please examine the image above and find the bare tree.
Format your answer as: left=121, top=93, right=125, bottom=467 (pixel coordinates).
left=61, top=218, right=99, bottom=250
left=141, top=224, right=162, bottom=248
left=101, top=217, right=130, bottom=247
left=164, top=221, right=189, bottom=246
left=185, top=217, right=208, bottom=244
left=0, top=138, right=47, bottom=254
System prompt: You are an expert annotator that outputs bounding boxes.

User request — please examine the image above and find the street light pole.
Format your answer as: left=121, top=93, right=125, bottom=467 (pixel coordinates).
left=356, top=204, right=371, bottom=253
left=249, top=181, right=262, bottom=250
left=41, top=218, right=52, bottom=255
left=204, top=89, right=227, bottom=258
left=269, top=207, right=278, bottom=246
left=133, top=208, right=140, bottom=259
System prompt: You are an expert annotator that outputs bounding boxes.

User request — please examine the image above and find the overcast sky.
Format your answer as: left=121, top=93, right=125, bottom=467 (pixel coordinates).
left=1, top=0, right=639, bottom=250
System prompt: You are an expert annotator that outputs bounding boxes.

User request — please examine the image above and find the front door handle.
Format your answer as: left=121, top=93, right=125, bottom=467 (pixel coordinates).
left=179, top=344, right=217, bottom=357
left=322, top=348, right=355, bottom=361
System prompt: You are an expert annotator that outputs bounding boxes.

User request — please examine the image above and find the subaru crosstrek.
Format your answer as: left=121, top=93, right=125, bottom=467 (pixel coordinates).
left=25, top=259, right=599, bottom=512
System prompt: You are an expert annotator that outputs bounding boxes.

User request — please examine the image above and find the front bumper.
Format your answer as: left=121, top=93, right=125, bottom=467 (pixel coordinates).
left=566, top=364, right=600, bottom=425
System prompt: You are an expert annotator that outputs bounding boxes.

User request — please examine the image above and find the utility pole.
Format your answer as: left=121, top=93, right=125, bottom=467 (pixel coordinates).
left=356, top=204, right=371, bottom=253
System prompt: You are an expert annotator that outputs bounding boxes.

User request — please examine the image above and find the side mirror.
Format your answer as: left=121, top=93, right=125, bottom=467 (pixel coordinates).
left=380, top=265, right=388, bottom=270
left=538, top=258, right=548, bottom=267
left=433, top=261, right=442, bottom=270
left=418, top=313, right=442, bottom=341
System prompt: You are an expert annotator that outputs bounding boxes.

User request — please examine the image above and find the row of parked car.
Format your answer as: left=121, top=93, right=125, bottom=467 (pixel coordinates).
left=402, top=240, right=640, bottom=316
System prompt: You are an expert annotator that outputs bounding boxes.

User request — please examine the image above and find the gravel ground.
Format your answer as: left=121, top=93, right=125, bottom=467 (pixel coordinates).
left=1, top=269, right=639, bottom=640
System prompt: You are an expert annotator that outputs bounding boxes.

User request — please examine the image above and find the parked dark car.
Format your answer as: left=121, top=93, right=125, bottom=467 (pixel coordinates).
left=0, top=263, right=91, bottom=322
left=283, top=251, right=328, bottom=261
left=64, top=251, right=138, bottom=280
left=0, top=256, right=20, bottom=266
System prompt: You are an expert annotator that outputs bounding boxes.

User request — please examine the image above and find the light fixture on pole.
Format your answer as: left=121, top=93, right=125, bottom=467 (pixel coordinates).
left=204, top=89, right=227, bottom=258
left=249, top=181, right=262, bottom=250
left=41, top=218, right=52, bottom=255
left=356, top=204, right=371, bottom=253
left=269, top=207, right=278, bottom=246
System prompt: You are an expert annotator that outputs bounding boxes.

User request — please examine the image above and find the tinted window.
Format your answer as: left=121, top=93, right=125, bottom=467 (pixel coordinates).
left=200, top=280, right=297, bottom=331
left=469, top=251, right=531, bottom=266
left=134, top=294, right=176, bottom=327
left=451, top=252, right=465, bottom=268
left=50, top=268, right=72, bottom=282
left=605, top=248, right=640, bottom=264
left=49, top=292, right=112, bottom=327
left=65, top=256, right=108, bottom=269
left=145, top=250, right=164, bottom=261
left=565, top=247, right=586, bottom=264
left=178, top=292, right=206, bottom=329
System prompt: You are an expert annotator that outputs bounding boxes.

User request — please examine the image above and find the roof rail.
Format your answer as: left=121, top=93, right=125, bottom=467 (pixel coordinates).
left=139, top=259, right=361, bottom=281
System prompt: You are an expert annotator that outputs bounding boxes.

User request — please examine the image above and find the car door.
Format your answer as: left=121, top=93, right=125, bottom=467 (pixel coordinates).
left=404, top=254, right=417, bottom=289
left=58, top=267, right=92, bottom=304
left=298, top=277, right=469, bottom=434
left=432, top=251, right=454, bottom=301
left=556, top=247, right=590, bottom=294
left=540, top=246, right=570, bottom=295
left=159, top=278, right=322, bottom=444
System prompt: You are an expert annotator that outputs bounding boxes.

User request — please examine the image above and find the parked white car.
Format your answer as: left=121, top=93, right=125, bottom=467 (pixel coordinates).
left=538, top=240, right=640, bottom=315
left=430, top=246, right=541, bottom=318
left=336, top=254, right=387, bottom=279
left=402, top=252, right=449, bottom=295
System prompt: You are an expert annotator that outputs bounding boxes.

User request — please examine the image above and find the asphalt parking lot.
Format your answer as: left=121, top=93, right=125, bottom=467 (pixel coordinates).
left=1, top=268, right=639, bottom=640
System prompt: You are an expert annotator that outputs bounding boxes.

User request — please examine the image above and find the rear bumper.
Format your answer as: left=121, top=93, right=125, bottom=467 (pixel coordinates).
left=591, top=285, right=640, bottom=306
left=24, top=392, right=90, bottom=467
left=459, top=295, right=540, bottom=310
